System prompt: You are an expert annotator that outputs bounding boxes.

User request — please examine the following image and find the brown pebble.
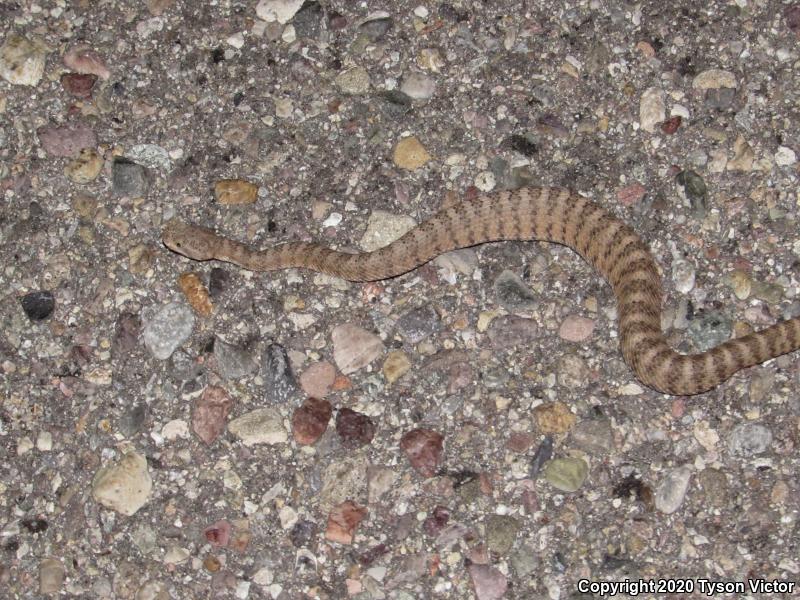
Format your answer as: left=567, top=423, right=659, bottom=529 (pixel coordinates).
left=325, top=500, right=368, bottom=544
left=400, top=428, right=444, bottom=477
left=214, top=179, right=258, bottom=205
left=178, top=272, right=213, bottom=316
left=192, top=385, right=234, bottom=445
left=291, top=397, right=333, bottom=445
left=661, top=115, right=682, bottom=134
left=533, top=401, right=576, bottom=434
left=335, top=408, right=376, bottom=448
left=60, top=73, right=97, bottom=98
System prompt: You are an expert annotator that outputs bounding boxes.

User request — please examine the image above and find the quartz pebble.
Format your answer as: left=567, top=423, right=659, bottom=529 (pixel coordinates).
left=654, top=466, right=692, bottom=514
left=142, top=302, right=194, bottom=360
left=331, top=323, right=384, bottom=374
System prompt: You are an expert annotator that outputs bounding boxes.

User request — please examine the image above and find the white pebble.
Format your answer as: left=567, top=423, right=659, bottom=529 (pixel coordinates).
left=323, top=212, right=342, bottom=227
left=474, top=171, right=496, bottom=192
left=775, top=146, right=797, bottom=166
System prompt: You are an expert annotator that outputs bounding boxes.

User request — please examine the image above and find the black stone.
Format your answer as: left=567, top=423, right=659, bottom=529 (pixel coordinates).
left=20, top=291, right=55, bottom=321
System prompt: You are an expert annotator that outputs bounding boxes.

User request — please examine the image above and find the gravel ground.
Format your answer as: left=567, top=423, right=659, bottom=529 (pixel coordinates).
left=2, top=1, right=800, bottom=599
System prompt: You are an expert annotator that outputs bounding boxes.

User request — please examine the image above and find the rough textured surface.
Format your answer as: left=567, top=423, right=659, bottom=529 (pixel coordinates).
left=3, top=2, right=800, bottom=599
left=164, top=187, right=800, bottom=395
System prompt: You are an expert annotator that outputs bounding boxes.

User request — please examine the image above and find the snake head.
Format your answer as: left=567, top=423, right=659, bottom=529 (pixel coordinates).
left=162, top=218, right=217, bottom=261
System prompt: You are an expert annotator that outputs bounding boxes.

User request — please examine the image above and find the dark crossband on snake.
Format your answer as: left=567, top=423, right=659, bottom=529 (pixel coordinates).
left=162, top=186, right=800, bottom=395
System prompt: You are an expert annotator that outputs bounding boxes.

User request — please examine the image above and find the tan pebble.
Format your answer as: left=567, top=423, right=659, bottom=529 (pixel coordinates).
left=728, top=269, right=752, bottom=300
left=393, top=136, right=431, bottom=170
left=214, top=179, right=258, bottom=205
left=417, top=48, right=444, bottom=71
left=178, top=272, right=213, bottom=316
left=635, top=41, right=655, bottom=57
left=692, top=68, right=736, bottom=90
left=312, top=200, right=332, bottom=220
left=584, top=296, right=598, bottom=313
left=727, top=135, right=754, bottom=172
left=283, top=295, right=305, bottom=312
left=72, top=193, right=98, bottom=218
left=299, top=361, right=336, bottom=398
left=733, top=320, right=754, bottom=338
left=325, top=500, right=368, bottom=544
left=128, top=244, right=157, bottom=274
left=533, top=401, right=576, bottom=434
left=383, top=350, right=411, bottom=383
left=64, top=148, right=104, bottom=183
left=477, top=310, right=499, bottom=333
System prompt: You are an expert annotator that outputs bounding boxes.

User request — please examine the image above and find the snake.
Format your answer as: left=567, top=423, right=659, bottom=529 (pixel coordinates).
left=162, top=186, right=800, bottom=395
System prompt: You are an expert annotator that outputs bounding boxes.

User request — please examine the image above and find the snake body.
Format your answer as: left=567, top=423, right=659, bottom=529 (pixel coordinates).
left=162, top=186, right=800, bottom=395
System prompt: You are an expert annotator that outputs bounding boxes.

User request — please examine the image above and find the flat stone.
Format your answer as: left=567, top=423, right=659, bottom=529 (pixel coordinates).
left=256, top=0, right=304, bottom=23
left=639, top=87, right=665, bottom=133
left=692, top=69, right=737, bottom=89
left=214, top=179, right=258, bottom=205
left=228, top=407, right=288, bottom=446
left=92, top=451, right=153, bottom=515
left=360, top=210, right=417, bottom=252
left=393, top=136, right=431, bottom=170
left=331, top=323, right=384, bottom=374
left=335, top=65, right=370, bottom=95
left=654, top=466, right=692, bottom=514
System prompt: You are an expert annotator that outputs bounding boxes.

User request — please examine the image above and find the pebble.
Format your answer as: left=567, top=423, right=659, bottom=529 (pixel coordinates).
left=493, top=269, right=537, bottom=312
left=63, top=45, right=111, bottom=79
left=671, top=255, right=696, bottom=294
left=64, top=148, right=104, bottom=183
left=367, top=466, right=398, bottom=503
left=191, top=386, right=235, bottom=445
left=61, top=73, right=97, bottom=98
left=686, top=311, right=732, bottom=352
left=555, top=354, right=589, bottom=388
left=434, top=249, right=478, bottom=278
left=751, top=280, right=784, bottom=305
left=569, top=418, right=614, bottom=454
left=728, top=422, right=772, bottom=456
left=558, top=315, right=595, bottom=342
left=228, top=407, right=288, bottom=446
left=728, top=269, right=752, bottom=300
left=214, top=338, right=259, bottom=380
left=331, top=323, right=385, bottom=374
left=400, top=72, right=436, bottom=99
left=692, top=68, right=737, bottom=89
left=639, top=87, right=665, bottom=133
left=395, top=305, right=441, bottom=344
left=112, top=158, right=149, bottom=197
left=533, top=402, right=576, bottom=434
left=486, top=315, right=538, bottom=348
left=0, top=34, right=49, bottom=86
left=544, top=457, right=588, bottom=492
left=676, top=169, right=708, bottom=218
left=325, top=500, right=368, bottom=544
left=336, top=408, right=376, bottom=448
left=393, top=136, right=432, bottom=170
left=256, top=0, right=304, bottom=23
left=485, top=514, right=520, bottom=556
left=299, top=361, right=336, bottom=398
left=474, top=171, right=496, bottom=192
left=214, top=179, right=258, bottom=205
left=178, top=272, right=213, bottom=316
left=335, top=66, right=371, bottom=95
left=360, top=210, right=417, bottom=251
left=728, top=135, right=754, bottom=172
left=319, top=455, right=369, bottom=512
left=358, top=13, right=393, bottom=41
left=91, top=451, right=153, bottom=515
left=262, top=343, right=299, bottom=403
left=696, top=468, right=729, bottom=508
left=39, top=558, right=65, bottom=594
left=20, top=290, right=55, bottom=320
left=292, top=0, right=323, bottom=38
left=127, top=144, right=172, bottom=171
left=468, top=564, right=508, bottom=600
left=400, top=428, right=444, bottom=477
left=654, top=466, right=692, bottom=514
left=291, top=397, right=332, bottom=445
left=382, top=349, right=411, bottom=383
left=37, top=122, right=97, bottom=158
left=775, top=146, right=797, bottom=166
left=142, top=302, right=194, bottom=360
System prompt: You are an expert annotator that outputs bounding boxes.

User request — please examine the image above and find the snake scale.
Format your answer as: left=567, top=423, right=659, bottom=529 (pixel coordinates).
left=162, top=186, right=800, bottom=395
